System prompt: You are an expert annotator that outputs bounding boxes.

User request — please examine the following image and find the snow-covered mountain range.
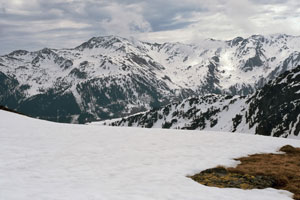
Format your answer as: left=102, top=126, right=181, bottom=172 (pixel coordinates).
left=102, top=65, right=300, bottom=138
left=1, top=34, right=300, bottom=123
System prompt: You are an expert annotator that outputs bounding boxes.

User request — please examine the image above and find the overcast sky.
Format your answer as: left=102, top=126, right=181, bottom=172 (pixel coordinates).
left=1, top=0, right=300, bottom=54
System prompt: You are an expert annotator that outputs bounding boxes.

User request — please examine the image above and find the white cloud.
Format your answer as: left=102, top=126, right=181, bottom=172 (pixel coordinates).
left=99, top=3, right=152, bottom=36
left=1, top=0, right=40, bottom=11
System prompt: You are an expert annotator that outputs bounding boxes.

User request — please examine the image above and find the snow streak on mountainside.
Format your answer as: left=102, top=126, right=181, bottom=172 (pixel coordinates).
left=1, top=34, right=300, bottom=123
left=103, top=66, right=300, bottom=138
left=1, top=109, right=300, bottom=200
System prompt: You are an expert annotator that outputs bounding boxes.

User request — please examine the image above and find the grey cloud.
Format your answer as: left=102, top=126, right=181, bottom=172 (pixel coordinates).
left=249, top=0, right=288, bottom=4
left=0, top=0, right=299, bottom=55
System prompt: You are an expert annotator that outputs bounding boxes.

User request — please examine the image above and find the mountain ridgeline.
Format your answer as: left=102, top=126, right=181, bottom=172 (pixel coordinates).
left=106, top=66, right=300, bottom=138
left=1, top=34, right=300, bottom=123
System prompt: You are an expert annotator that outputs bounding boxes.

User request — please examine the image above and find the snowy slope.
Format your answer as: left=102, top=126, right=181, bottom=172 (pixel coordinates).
left=1, top=110, right=300, bottom=200
left=100, top=65, right=300, bottom=138
left=102, top=94, right=249, bottom=131
left=1, top=34, right=300, bottom=123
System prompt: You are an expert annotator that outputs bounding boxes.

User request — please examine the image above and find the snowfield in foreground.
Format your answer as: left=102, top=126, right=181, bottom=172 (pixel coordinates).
left=1, top=110, right=300, bottom=200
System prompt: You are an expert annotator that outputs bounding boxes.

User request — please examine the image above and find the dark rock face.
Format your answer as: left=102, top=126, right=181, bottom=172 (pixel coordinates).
left=228, top=83, right=254, bottom=96
left=246, top=66, right=300, bottom=137
left=267, top=52, right=300, bottom=80
left=0, top=72, right=24, bottom=108
left=243, top=52, right=263, bottom=72
left=228, top=37, right=244, bottom=46
left=69, top=68, right=87, bottom=79
left=198, top=61, right=222, bottom=95
left=232, top=114, right=243, bottom=132
left=8, top=50, right=29, bottom=57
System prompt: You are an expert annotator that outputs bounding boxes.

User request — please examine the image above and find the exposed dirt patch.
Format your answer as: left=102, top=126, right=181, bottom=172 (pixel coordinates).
left=189, top=145, right=300, bottom=200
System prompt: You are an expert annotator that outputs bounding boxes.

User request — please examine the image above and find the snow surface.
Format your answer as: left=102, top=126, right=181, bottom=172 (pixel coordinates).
left=1, top=110, right=300, bottom=200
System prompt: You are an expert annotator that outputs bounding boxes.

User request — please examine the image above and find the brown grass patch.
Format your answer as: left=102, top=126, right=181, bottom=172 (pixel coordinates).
left=190, top=145, right=300, bottom=200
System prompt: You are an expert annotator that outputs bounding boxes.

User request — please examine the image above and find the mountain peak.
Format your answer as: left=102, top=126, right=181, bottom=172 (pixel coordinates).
left=250, top=34, right=264, bottom=39
left=227, top=36, right=244, bottom=46
left=75, top=35, right=131, bottom=50
left=8, top=50, right=29, bottom=57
